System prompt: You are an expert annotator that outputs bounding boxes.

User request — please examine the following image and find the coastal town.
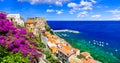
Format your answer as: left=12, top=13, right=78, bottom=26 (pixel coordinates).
left=7, top=13, right=98, bottom=63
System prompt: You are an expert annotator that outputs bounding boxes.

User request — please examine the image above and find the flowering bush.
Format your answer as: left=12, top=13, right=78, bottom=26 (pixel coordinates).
left=0, top=12, right=42, bottom=63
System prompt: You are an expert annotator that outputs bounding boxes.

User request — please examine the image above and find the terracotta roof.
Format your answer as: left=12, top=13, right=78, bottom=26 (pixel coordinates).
left=80, top=58, right=90, bottom=63
left=58, top=47, right=74, bottom=57
left=88, top=59, right=97, bottom=63
left=64, top=45, right=71, bottom=50
left=50, top=46, right=57, bottom=53
left=80, top=57, right=97, bottom=63
left=25, top=18, right=34, bottom=24
left=81, top=52, right=90, bottom=57
left=48, top=37, right=56, bottom=43
left=52, top=35, right=59, bottom=39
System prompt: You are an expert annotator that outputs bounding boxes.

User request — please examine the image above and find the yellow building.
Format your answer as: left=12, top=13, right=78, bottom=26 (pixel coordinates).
left=49, top=46, right=58, bottom=54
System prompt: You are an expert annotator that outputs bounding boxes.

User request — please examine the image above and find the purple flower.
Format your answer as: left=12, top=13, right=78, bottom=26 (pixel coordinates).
left=0, top=12, right=42, bottom=62
left=37, top=54, right=42, bottom=57
left=12, top=48, right=19, bottom=53
left=6, top=32, right=11, bottom=36
left=0, top=12, right=6, bottom=19
left=28, top=32, right=34, bottom=37
left=11, top=30, right=17, bottom=34
left=20, top=49, right=29, bottom=56
left=20, top=28, right=27, bottom=34
left=30, top=41, right=37, bottom=46
left=31, top=48, right=37, bottom=53
left=8, top=43, right=14, bottom=51
left=20, top=39, right=26, bottom=44
left=6, top=38, right=12, bottom=41
left=0, top=40, right=6, bottom=45
left=0, top=36, right=5, bottom=39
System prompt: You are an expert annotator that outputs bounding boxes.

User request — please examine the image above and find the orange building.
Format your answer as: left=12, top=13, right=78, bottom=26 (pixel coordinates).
left=49, top=46, right=57, bottom=54
left=25, top=18, right=34, bottom=32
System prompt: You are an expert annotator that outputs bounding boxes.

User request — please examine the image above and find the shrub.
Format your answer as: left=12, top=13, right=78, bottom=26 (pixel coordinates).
left=0, top=12, right=42, bottom=63
left=1, top=52, right=30, bottom=63
left=45, top=23, right=54, bottom=35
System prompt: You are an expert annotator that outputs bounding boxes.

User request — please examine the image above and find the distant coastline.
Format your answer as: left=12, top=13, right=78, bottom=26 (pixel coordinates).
left=47, top=20, right=120, bottom=21
left=53, top=29, right=80, bottom=34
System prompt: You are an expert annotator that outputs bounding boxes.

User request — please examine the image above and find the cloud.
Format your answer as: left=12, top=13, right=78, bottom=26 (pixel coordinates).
left=112, top=17, right=120, bottom=20
left=18, top=0, right=70, bottom=6
left=80, top=0, right=92, bottom=7
left=107, top=9, right=120, bottom=14
left=67, top=2, right=79, bottom=14
left=46, top=9, right=55, bottom=12
left=55, top=1, right=63, bottom=6
left=77, top=11, right=88, bottom=18
left=91, top=14, right=101, bottom=18
left=96, top=6, right=109, bottom=8
left=107, top=9, right=120, bottom=20
left=68, top=0, right=96, bottom=11
left=91, top=0, right=96, bottom=3
left=46, top=9, right=63, bottom=15
left=67, top=0, right=96, bottom=17
left=69, top=9, right=76, bottom=14
left=56, top=10, right=63, bottom=14
left=67, top=2, right=78, bottom=8
left=80, top=0, right=93, bottom=10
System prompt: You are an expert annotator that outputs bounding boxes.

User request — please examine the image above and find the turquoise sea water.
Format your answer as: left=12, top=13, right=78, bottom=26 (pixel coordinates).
left=47, top=21, right=120, bottom=63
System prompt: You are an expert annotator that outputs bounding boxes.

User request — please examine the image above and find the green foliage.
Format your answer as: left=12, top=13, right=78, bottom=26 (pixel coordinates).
left=38, top=42, right=46, bottom=48
left=0, top=47, right=30, bottom=63
left=1, top=52, right=30, bottom=63
left=43, top=50, right=51, bottom=59
left=45, top=23, right=54, bottom=35
left=77, top=54, right=82, bottom=59
left=35, top=37, right=46, bottom=48
left=43, top=50, right=60, bottom=63
left=0, top=46, right=9, bottom=61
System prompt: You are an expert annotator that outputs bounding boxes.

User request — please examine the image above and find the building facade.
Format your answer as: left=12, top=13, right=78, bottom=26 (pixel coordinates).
left=57, top=47, right=74, bottom=63
left=25, top=18, right=34, bottom=32
left=7, top=14, right=24, bottom=27
left=25, top=17, right=46, bottom=37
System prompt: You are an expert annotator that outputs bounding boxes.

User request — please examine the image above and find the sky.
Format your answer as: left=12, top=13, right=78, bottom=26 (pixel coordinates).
left=0, top=0, right=120, bottom=20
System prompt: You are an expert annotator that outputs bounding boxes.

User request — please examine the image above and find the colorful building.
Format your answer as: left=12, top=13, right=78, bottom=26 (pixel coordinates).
left=25, top=17, right=46, bottom=37
left=25, top=18, right=34, bottom=32
left=57, top=47, right=74, bottom=63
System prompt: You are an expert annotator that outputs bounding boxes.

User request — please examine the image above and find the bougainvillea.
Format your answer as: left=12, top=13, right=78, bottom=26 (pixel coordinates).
left=0, top=12, right=42, bottom=63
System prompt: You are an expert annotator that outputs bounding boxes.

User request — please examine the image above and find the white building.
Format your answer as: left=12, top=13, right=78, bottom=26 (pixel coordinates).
left=7, top=14, right=24, bottom=27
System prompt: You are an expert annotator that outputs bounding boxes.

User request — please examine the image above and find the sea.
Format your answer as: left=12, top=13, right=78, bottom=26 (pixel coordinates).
left=47, top=21, right=120, bottom=63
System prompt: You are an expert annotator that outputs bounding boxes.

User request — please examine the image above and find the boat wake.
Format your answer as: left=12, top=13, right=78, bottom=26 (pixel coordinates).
left=53, top=29, right=80, bottom=34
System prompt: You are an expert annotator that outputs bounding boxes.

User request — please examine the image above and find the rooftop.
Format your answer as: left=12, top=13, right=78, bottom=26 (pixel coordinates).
left=80, top=58, right=90, bottom=63
left=81, top=52, right=90, bottom=57
left=25, top=18, right=34, bottom=24
left=50, top=46, right=57, bottom=53
left=58, top=47, right=74, bottom=57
